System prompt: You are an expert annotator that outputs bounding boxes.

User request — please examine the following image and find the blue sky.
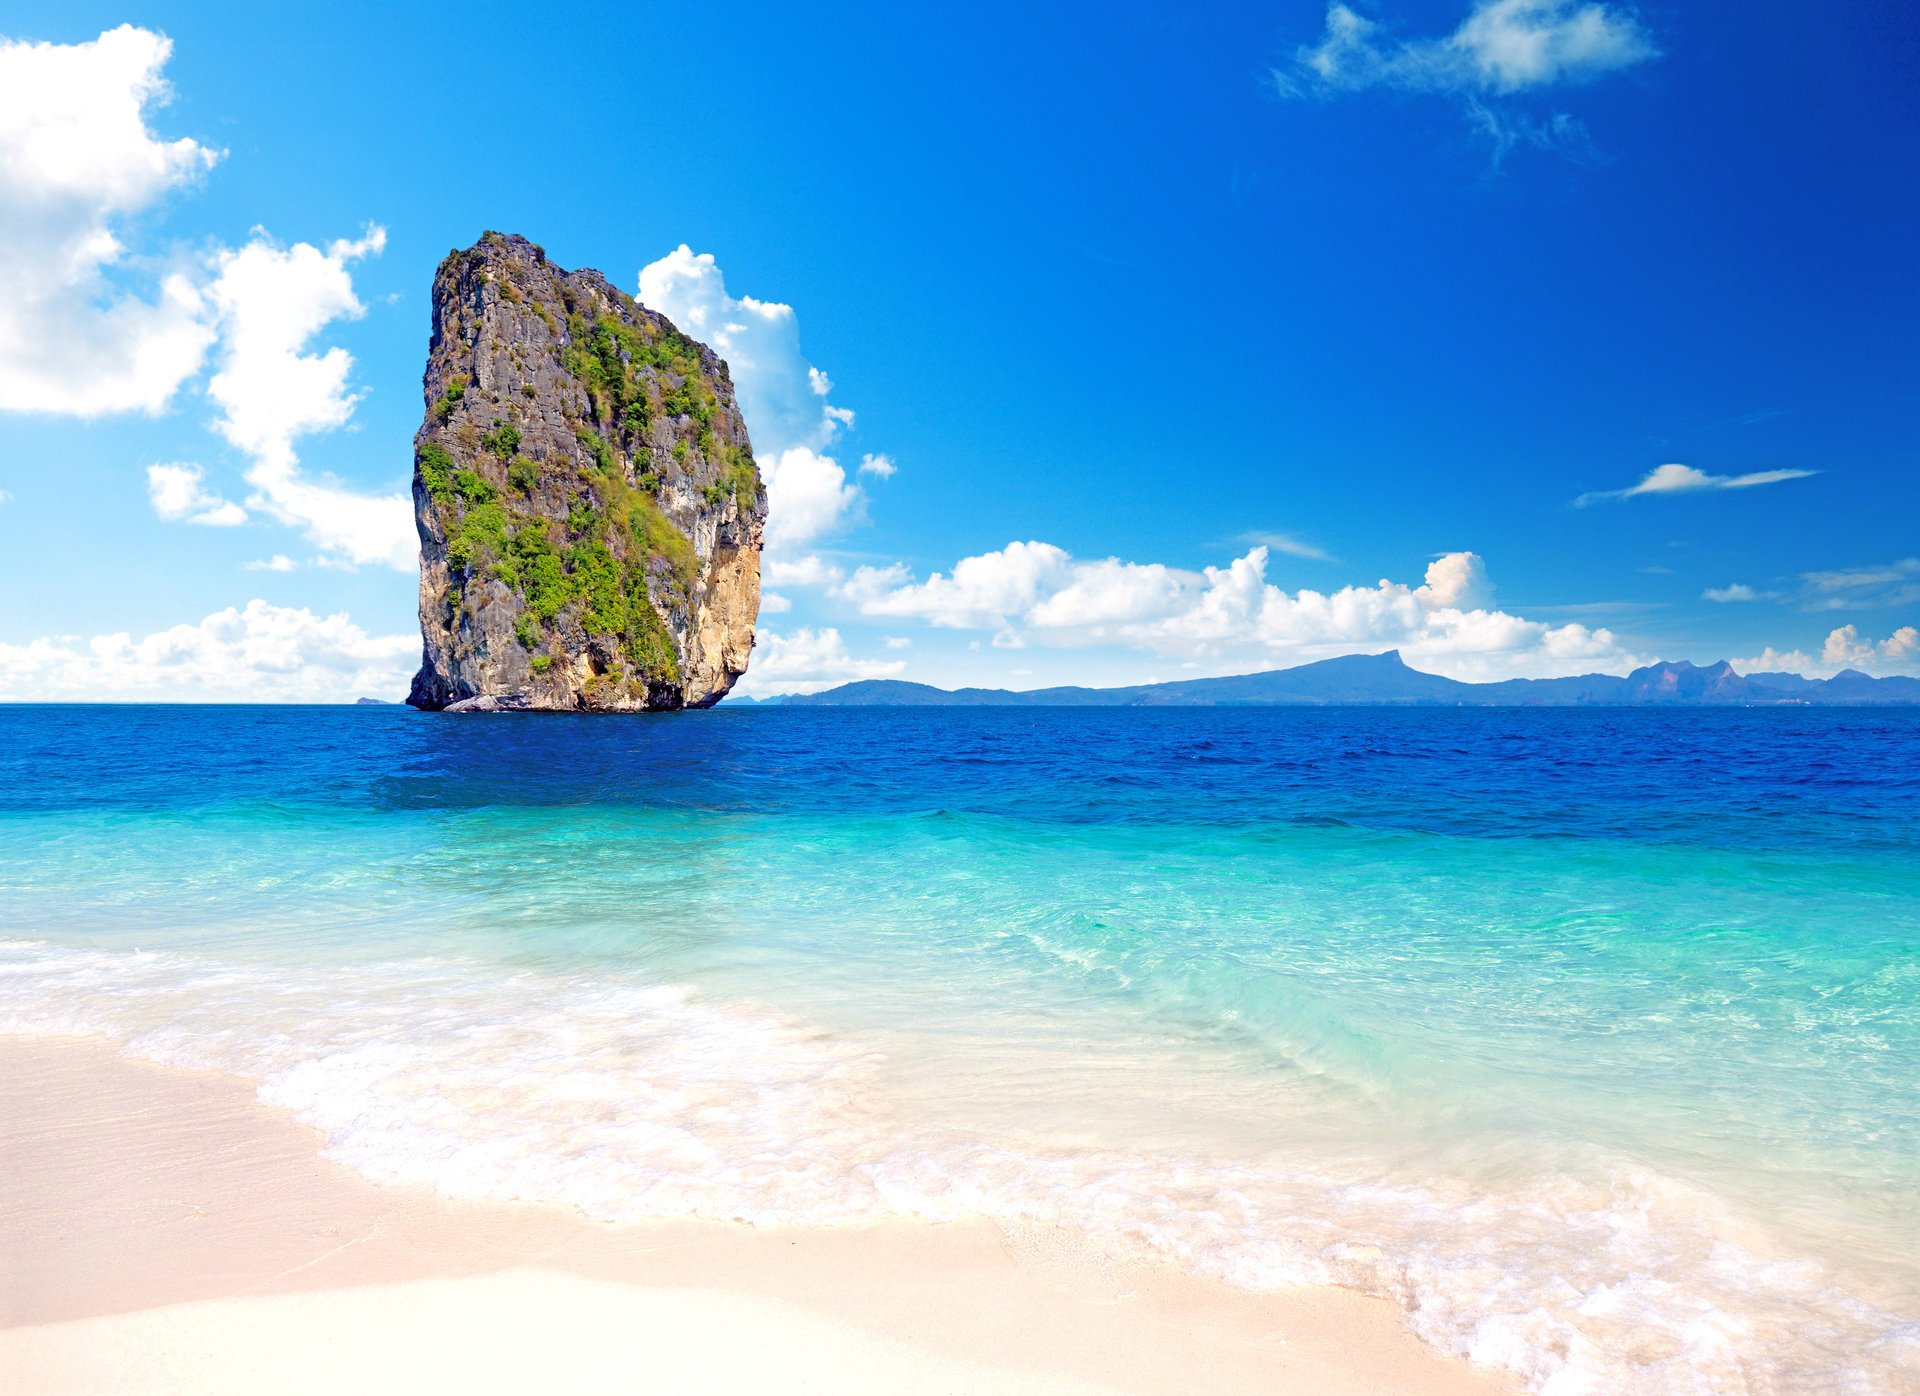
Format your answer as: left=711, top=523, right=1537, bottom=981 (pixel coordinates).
left=0, top=1, right=1914, bottom=698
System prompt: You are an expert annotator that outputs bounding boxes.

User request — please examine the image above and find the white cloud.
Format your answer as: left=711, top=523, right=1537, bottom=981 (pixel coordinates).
left=844, top=544, right=1635, bottom=681
left=0, top=25, right=221, bottom=416
left=1736, top=626, right=1919, bottom=679
left=1464, top=99, right=1598, bottom=166
left=0, top=30, right=408, bottom=569
left=1702, top=583, right=1774, bottom=603
left=638, top=246, right=875, bottom=556
left=844, top=541, right=1074, bottom=629
left=1799, top=558, right=1920, bottom=611
left=756, top=447, right=862, bottom=556
left=1733, top=647, right=1815, bottom=675
left=1805, top=561, right=1918, bottom=592
left=733, top=627, right=906, bottom=696
left=0, top=599, right=416, bottom=702
left=1286, top=0, right=1657, bottom=95
left=763, top=554, right=846, bottom=590
left=1242, top=530, right=1333, bottom=562
left=145, top=462, right=245, bottom=526
left=0, top=489, right=13, bottom=505
left=203, top=226, right=414, bottom=571
left=883, top=636, right=912, bottom=650
left=246, top=554, right=296, bottom=573
left=1576, top=462, right=1817, bottom=506
left=759, top=591, right=792, bottom=614
left=1822, top=624, right=1920, bottom=675
left=858, top=452, right=897, bottom=479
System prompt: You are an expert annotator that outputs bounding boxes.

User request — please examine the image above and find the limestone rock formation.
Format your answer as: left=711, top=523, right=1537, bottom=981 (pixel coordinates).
left=406, top=233, right=763, bottom=711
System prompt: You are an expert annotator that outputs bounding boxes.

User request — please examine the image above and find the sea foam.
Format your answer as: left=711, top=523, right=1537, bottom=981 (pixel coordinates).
left=5, top=937, right=1914, bottom=1396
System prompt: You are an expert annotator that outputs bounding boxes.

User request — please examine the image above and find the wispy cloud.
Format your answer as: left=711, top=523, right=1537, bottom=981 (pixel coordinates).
left=1282, top=0, right=1657, bottom=96
left=1275, top=1, right=1658, bottom=162
left=1800, top=558, right=1920, bottom=611
left=1702, top=583, right=1778, bottom=603
left=1575, top=462, right=1817, bottom=506
left=1240, top=529, right=1335, bottom=562
left=1464, top=98, right=1599, bottom=167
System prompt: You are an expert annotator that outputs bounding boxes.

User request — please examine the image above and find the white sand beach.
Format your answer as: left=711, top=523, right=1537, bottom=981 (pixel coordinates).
left=0, top=1034, right=1512, bottom=1395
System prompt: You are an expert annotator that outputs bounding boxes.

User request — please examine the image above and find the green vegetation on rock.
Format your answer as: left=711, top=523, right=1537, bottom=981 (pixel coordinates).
left=452, top=469, right=496, bottom=505
left=417, top=442, right=456, bottom=502
left=445, top=500, right=508, bottom=576
left=509, top=522, right=570, bottom=622
left=432, top=375, right=467, bottom=423
left=576, top=428, right=615, bottom=475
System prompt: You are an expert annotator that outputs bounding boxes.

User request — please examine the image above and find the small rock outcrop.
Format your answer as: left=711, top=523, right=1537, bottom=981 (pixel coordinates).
left=407, top=233, right=764, bottom=712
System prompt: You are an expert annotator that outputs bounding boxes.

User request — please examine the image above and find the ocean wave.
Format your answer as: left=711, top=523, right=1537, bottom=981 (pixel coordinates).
left=3, top=938, right=1914, bottom=1395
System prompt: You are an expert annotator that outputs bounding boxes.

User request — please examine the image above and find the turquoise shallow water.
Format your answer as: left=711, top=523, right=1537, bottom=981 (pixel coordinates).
left=1, top=705, right=1916, bottom=1392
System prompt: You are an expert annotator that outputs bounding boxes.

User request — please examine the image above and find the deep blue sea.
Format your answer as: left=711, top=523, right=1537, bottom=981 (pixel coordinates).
left=2, top=705, right=1916, bottom=1393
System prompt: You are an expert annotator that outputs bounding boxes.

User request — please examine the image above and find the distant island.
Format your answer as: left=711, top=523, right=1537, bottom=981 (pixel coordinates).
left=739, top=651, right=1920, bottom=707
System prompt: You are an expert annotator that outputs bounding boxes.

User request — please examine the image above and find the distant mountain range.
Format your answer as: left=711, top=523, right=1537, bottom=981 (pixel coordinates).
left=738, top=651, right=1920, bottom=707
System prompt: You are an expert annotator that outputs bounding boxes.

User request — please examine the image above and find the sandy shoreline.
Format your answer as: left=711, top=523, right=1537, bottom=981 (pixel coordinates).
left=0, top=1033, right=1513, bottom=1395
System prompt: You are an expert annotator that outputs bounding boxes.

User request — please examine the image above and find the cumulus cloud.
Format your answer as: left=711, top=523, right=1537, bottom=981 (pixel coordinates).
left=1733, top=647, right=1816, bottom=675
left=1284, top=0, right=1657, bottom=95
left=0, top=29, right=406, bottom=567
left=1575, top=462, right=1817, bottom=506
left=245, top=554, right=297, bottom=572
left=145, top=462, right=245, bottom=526
left=858, top=452, right=897, bottom=479
left=1822, top=624, right=1920, bottom=674
left=755, top=446, right=863, bottom=555
left=844, top=541, right=1074, bottom=629
left=1735, top=626, right=1919, bottom=679
left=201, top=226, right=414, bottom=570
left=638, top=246, right=873, bottom=557
left=759, top=591, right=792, bottom=614
left=763, top=554, right=846, bottom=590
left=0, top=599, right=416, bottom=702
left=733, top=626, right=906, bottom=696
left=0, top=25, right=221, bottom=416
left=843, top=545, right=1634, bottom=681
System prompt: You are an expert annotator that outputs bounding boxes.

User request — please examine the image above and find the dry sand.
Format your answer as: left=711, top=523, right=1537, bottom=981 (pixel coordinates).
left=0, top=1034, right=1515, bottom=1395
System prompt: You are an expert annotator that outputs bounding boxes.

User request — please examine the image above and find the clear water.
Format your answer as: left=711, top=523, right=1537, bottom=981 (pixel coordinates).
left=2, top=705, right=1916, bottom=1393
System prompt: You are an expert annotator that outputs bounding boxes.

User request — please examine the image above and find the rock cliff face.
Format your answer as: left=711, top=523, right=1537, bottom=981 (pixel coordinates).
left=407, top=233, right=763, bottom=712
